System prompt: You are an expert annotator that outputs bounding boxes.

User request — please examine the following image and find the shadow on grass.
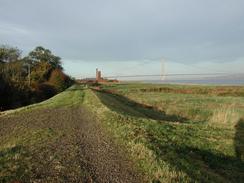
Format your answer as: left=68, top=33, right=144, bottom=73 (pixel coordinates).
left=0, top=145, right=29, bottom=183
left=93, top=88, right=244, bottom=182
left=147, top=134, right=244, bottom=182
left=0, top=145, right=22, bottom=157
left=235, top=118, right=244, bottom=161
left=66, top=85, right=88, bottom=91
left=94, top=89, right=188, bottom=122
left=66, top=88, right=87, bottom=91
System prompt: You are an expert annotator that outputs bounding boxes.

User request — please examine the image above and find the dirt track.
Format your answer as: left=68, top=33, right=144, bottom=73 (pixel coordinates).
left=0, top=107, right=145, bottom=183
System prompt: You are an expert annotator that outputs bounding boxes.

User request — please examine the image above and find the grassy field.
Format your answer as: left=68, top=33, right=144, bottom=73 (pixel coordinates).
left=0, top=83, right=243, bottom=182
left=101, top=83, right=244, bottom=124
left=91, top=83, right=244, bottom=182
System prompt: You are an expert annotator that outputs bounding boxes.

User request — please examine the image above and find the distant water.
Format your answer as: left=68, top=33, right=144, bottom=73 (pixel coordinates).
left=143, top=79, right=244, bottom=86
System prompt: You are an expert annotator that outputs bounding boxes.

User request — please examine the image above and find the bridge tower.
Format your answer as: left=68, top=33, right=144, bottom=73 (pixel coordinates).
left=161, top=58, right=166, bottom=80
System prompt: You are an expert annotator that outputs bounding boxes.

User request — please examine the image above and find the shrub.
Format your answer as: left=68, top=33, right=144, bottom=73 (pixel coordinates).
left=31, top=83, right=57, bottom=101
left=0, top=75, right=32, bottom=110
left=48, top=69, right=73, bottom=92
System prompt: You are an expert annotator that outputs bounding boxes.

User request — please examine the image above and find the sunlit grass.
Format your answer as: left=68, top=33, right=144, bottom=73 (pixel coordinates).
left=1, top=83, right=243, bottom=182
left=0, top=85, right=85, bottom=116
left=86, top=83, right=244, bottom=182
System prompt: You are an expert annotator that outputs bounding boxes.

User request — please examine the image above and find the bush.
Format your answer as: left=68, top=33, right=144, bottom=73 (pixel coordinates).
left=0, top=75, right=32, bottom=110
left=48, top=69, right=73, bottom=92
left=31, top=83, right=57, bottom=101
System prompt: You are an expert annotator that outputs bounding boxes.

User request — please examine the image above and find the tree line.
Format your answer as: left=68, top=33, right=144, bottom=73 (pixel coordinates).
left=0, top=45, right=74, bottom=110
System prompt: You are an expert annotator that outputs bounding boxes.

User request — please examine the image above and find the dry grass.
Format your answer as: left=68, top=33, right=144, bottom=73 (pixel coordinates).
left=210, top=104, right=241, bottom=127
left=91, top=83, right=244, bottom=182
left=1, top=83, right=243, bottom=182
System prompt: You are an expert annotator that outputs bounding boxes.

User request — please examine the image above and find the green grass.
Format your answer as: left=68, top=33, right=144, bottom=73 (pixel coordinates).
left=0, top=128, right=58, bottom=182
left=101, top=83, right=244, bottom=124
left=1, top=83, right=243, bottom=182
left=0, top=85, right=86, bottom=182
left=85, top=83, right=244, bottom=182
left=0, top=85, right=85, bottom=116
left=101, top=83, right=244, bottom=97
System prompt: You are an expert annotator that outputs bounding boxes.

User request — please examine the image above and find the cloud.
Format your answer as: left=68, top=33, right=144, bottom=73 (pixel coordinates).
left=0, top=23, right=30, bottom=36
left=0, top=0, right=244, bottom=77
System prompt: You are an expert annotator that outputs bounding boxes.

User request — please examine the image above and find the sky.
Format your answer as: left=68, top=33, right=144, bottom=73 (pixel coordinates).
left=0, top=0, right=244, bottom=79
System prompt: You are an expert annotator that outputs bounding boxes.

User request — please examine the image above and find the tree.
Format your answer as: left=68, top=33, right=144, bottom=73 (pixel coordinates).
left=48, top=69, right=73, bottom=92
left=0, top=45, right=26, bottom=82
left=24, top=46, right=64, bottom=83
left=0, top=45, right=73, bottom=110
left=30, top=61, right=53, bottom=83
left=27, top=46, right=62, bottom=70
left=6, top=60, right=27, bottom=82
left=0, top=45, right=21, bottom=63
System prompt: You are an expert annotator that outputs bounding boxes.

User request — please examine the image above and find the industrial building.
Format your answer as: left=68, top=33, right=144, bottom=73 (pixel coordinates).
left=78, top=68, right=118, bottom=83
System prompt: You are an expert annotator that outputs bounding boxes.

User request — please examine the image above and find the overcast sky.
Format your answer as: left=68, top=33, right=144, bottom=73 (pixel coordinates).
left=1, top=0, right=244, bottom=78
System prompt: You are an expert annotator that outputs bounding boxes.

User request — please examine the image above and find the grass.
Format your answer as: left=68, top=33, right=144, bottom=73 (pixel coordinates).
left=0, top=85, right=85, bottom=116
left=1, top=83, right=243, bottom=182
left=0, top=85, right=85, bottom=182
left=86, top=83, right=244, bottom=182
left=0, top=128, right=58, bottom=182
left=101, top=83, right=244, bottom=124
left=102, top=83, right=244, bottom=97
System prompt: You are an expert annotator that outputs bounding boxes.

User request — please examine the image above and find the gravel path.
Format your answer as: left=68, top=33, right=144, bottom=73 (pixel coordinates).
left=0, top=107, right=145, bottom=183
